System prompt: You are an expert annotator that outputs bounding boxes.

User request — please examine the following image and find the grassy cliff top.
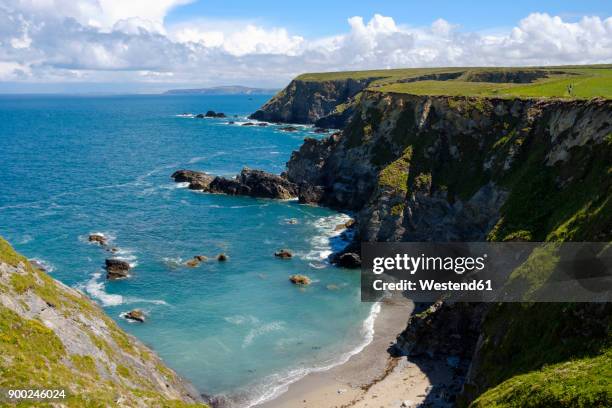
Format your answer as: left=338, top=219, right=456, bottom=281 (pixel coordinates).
left=295, top=65, right=612, bottom=99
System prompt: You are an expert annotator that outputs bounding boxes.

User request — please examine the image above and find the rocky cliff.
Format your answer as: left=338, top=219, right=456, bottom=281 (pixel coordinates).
left=168, top=80, right=611, bottom=405
left=281, top=90, right=611, bottom=405
left=0, top=237, right=205, bottom=407
left=285, top=91, right=611, bottom=242
left=249, top=77, right=377, bottom=126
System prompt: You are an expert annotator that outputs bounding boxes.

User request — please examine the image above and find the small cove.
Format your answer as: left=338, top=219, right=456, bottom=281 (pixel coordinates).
left=0, top=94, right=374, bottom=406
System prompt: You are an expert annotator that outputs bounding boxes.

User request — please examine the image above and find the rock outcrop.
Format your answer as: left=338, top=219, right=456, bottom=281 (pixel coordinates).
left=333, top=251, right=361, bottom=268
left=0, top=237, right=203, bottom=407
left=172, top=168, right=298, bottom=199
left=274, top=249, right=293, bottom=259
left=279, top=126, right=299, bottom=132
left=88, top=233, right=107, bottom=246
left=185, top=255, right=207, bottom=268
left=124, top=309, right=146, bottom=323
left=185, top=259, right=200, bottom=268
left=29, top=259, right=49, bottom=272
left=196, top=111, right=226, bottom=118
left=105, top=258, right=131, bottom=280
left=249, top=77, right=378, bottom=125
left=171, top=170, right=215, bottom=191
left=289, top=274, right=311, bottom=285
left=206, top=111, right=226, bottom=118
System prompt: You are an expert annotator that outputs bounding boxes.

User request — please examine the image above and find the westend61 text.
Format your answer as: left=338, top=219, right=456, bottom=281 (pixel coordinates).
left=372, top=279, right=493, bottom=292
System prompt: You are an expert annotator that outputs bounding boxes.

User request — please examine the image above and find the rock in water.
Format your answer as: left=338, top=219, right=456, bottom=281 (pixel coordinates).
left=171, top=170, right=215, bottom=191
left=171, top=169, right=206, bottom=183
left=289, top=274, right=311, bottom=285
left=29, top=259, right=48, bottom=272
left=185, top=255, right=208, bottom=267
left=172, top=168, right=298, bottom=199
left=217, top=253, right=228, bottom=262
left=211, top=168, right=298, bottom=199
left=105, top=258, right=131, bottom=279
left=204, top=110, right=226, bottom=118
left=124, top=309, right=146, bottom=323
left=335, top=252, right=361, bottom=269
left=185, top=258, right=200, bottom=268
left=88, top=233, right=107, bottom=246
left=279, top=126, right=299, bottom=132
left=274, top=249, right=293, bottom=259
left=334, top=219, right=356, bottom=231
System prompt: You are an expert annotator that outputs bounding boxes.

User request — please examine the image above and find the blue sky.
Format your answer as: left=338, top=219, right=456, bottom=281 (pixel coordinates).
left=0, top=0, right=611, bottom=92
left=166, top=0, right=612, bottom=36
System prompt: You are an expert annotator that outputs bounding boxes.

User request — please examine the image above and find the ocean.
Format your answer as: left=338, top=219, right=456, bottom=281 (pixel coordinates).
left=0, top=94, right=374, bottom=407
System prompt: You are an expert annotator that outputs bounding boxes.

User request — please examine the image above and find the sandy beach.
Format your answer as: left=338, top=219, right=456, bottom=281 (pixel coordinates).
left=258, top=295, right=452, bottom=408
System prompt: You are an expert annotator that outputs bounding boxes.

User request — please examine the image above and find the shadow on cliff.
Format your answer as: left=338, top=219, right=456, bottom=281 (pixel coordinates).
left=386, top=301, right=485, bottom=407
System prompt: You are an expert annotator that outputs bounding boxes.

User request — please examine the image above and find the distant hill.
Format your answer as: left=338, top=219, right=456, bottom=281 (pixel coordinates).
left=163, top=85, right=278, bottom=95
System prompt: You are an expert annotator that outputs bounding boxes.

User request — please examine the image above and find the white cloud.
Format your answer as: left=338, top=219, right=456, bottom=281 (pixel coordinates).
left=11, top=0, right=192, bottom=31
left=0, top=61, right=31, bottom=79
left=0, top=3, right=610, bottom=89
left=170, top=21, right=304, bottom=56
left=10, top=34, right=32, bottom=49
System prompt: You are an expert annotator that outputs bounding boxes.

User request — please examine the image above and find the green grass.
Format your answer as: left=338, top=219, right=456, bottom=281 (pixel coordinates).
left=489, top=127, right=612, bottom=242
left=467, top=301, right=612, bottom=408
left=295, top=65, right=612, bottom=99
left=378, top=80, right=514, bottom=96
left=472, top=350, right=612, bottom=408
left=505, top=69, right=612, bottom=99
left=378, top=146, right=412, bottom=193
left=0, top=237, right=207, bottom=408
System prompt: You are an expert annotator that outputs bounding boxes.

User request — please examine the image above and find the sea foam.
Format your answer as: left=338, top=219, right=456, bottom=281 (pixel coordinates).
left=221, top=302, right=382, bottom=408
left=81, top=272, right=124, bottom=307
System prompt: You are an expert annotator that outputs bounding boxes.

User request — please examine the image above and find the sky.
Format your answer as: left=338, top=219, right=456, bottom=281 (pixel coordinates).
left=0, top=0, right=611, bottom=93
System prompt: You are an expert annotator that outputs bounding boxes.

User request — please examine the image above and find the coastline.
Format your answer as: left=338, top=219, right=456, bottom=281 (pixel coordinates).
left=258, top=295, right=435, bottom=408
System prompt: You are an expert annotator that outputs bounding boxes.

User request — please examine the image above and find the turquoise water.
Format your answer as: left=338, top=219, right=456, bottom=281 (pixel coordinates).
left=0, top=94, right=373, bottom=406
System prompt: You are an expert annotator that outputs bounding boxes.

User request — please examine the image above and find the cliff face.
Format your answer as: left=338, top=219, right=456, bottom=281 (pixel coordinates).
left=249, top=78, right=377, bottom=125
left=286, top=91, right=611, bottom=243
left=283, top=90, right=612, bottom=405
left=0, top=238, right=204, bottom=407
